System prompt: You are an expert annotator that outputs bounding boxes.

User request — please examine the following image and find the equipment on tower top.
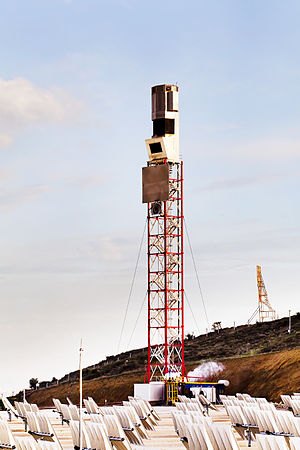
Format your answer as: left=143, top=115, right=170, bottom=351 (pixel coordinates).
left=248, top=265, right=276, bottom=324
left=145, top=84, right=179, bottom=163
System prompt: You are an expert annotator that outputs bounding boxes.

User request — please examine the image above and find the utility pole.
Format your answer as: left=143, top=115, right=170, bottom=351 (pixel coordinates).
left=79, top=339, right=83, bottom=450
left=288, top=310, right=291, bottom=334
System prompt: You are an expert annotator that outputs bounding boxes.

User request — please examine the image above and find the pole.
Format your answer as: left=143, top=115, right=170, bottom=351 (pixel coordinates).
left=288, top=310, right=291, bottom=334
left=79, top=339, right=83, bottom=450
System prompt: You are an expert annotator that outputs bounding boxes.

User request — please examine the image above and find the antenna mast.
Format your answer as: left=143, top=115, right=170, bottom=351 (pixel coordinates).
left=142, top=84, right=186, bottom=381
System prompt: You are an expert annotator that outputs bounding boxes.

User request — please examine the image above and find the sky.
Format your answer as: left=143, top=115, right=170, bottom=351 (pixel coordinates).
left=0, top=0, right=299, bottom=394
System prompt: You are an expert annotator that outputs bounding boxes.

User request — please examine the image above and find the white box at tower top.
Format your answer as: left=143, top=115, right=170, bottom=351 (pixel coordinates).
left=145, top=84, right=180, bottom=163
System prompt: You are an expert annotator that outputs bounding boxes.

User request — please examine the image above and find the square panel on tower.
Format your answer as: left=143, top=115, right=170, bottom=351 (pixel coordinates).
left=142, top=164, right=169, bottom=203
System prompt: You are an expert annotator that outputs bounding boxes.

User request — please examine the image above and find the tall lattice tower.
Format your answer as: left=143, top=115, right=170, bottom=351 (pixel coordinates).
left=248, top=265, right=276, bottom=323
left=142, top=84, right=186, bottom=382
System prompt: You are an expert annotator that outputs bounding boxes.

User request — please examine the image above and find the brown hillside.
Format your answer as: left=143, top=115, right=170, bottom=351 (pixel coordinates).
left=29, top=313, right=299, bottom=387
left=189, top=348, right=300, bottom=402
left=27, top=371, right=144, bottom=407
left=26, top=348, right=300, bottom=406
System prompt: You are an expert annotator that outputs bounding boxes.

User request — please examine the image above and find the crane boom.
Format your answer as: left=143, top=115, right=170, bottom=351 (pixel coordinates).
left=248, top=265, right=276, bottom=324
left=257, top=265, right=276, bottom=322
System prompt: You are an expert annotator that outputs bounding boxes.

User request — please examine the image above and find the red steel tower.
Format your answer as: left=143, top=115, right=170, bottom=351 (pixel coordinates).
left=142, top=85, right=186, bottom=381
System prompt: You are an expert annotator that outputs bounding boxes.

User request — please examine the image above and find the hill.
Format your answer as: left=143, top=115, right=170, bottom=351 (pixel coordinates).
left=25, top=348, right=300, bottom=406
left=23, top=313, right=300, bottom=405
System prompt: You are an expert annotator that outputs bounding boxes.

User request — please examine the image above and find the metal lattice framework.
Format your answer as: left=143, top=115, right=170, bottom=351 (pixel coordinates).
left=145, top=161, right=186, bottom=382
left=248, top=265, right=276, bottom=324
left=257, top=265, right=276, bottom=322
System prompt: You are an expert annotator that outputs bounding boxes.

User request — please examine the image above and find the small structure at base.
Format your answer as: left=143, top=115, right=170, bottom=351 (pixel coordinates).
left=134, top=382, right=165, bottom=402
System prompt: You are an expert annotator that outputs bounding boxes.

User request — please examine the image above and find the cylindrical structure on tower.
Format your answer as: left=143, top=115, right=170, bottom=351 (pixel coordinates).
left=142, top=84, right=186, bottom=382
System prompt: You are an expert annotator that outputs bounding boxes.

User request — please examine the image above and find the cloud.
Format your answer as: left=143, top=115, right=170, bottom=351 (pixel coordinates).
left=76, top=235, right=124, bottom=265
left=231, top=138, right=300, bottom=159
left=0, top=133, right=13, bottom=148
left=0, top=78, right=84, bottom=147
left=0, top=169, right=15, bottom=185
left=185, top=226, right=300, bottom=271
left=198, top=170, right=300, bottom=192
left=0, top=185, right=50, bottom=213
left=199, top=175, right=261, bottom=191
left=199, top=122, right=240, bottom=133
left=0, top=233, right=126, bottom=276
left=65, top=175, right=106, bottom=190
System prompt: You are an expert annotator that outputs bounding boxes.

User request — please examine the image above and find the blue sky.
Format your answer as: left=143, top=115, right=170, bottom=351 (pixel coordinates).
left=0, top=0, right=299, bottom=393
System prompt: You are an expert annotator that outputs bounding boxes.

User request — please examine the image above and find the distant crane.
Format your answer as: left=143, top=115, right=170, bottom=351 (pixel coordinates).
left=248, top=265, right=276, bottom=324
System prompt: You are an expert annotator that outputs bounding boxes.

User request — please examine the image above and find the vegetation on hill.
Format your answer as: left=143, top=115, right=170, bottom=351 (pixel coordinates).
left=18, top=313, right=300, bottom=406
left=25, top=348, right=299, bottom=406
left=35, top=313, right=300, bottom=386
